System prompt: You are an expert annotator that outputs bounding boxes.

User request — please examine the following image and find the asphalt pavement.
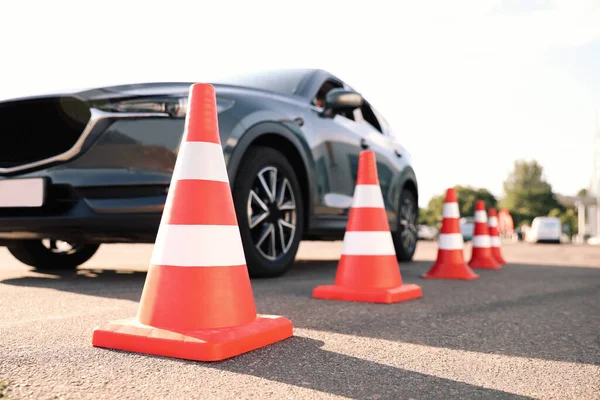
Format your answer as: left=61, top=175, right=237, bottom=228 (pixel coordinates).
left=1, top=240, right=599, bottom=399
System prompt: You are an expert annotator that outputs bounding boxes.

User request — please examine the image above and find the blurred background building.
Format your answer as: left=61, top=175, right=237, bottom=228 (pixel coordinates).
left=591, top=107, right=600, bottom=197
left=583, top=107, right=600, bottom=241
left=559, top=107, right=600, bottom=243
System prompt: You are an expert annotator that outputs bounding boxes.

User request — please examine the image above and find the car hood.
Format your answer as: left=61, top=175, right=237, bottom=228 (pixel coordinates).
left=0, top=81, right=266, bottom=104
left=74, top=82, right=197, bottom=101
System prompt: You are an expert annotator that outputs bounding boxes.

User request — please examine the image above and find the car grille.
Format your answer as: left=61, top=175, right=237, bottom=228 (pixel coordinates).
left=0, top=95, right=91, bottom=170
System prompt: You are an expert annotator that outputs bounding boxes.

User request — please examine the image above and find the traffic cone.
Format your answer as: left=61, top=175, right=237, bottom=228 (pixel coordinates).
left=468, top=200, right=501, bottom=270
left=422, top=188, right=479, bottom=280
left=312, top=150, right=422, bottom=304
left=488, top=208, right=507, bottom=265
left=91, top=83, right=293, bottom=362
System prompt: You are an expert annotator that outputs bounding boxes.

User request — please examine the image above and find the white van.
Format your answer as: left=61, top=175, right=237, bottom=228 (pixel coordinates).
left=526, top=216, right=562, bottom=244
left=460, top=217, right=474, bottom=241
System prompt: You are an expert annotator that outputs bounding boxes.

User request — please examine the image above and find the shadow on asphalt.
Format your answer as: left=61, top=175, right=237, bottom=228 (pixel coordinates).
left=2, top=268, right=146, bottom=302
left=3, top=258, right=600, bottom=367
left=107, top=335, right=532, bottom=400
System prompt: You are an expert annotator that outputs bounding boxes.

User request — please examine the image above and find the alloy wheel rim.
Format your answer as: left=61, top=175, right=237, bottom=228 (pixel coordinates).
left=41, top=239, right=82, bottom=255
left=247, top=166, right=297, bottom=261
left=399, top=197, right=418, bottom=253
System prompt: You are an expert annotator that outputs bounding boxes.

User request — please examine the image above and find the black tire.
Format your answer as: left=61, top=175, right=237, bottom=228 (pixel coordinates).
left=7, top=240, right=100, bottom=270
left=232, top=146, right=305, bottom=278
left=393, top=189, right=419, bottom=262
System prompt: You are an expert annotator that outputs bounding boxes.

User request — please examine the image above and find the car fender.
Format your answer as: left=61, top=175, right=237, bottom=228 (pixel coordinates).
left=226, top=120, right=317, bottom=219
left=387, top=166, right=418, bottom=235
left=396, top=165, right=419, bottom=205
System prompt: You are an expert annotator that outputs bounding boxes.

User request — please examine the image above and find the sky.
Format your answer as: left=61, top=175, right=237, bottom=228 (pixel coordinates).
left=1, top=0, right=599, bottom=207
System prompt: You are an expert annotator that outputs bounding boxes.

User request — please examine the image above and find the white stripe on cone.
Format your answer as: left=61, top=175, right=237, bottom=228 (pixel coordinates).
left=475, top=210, right=487, bottom=223
left=488, top=216, right=498, bottom=227
left=442, top=203, right=460, bottom=218
left=151, top=224, right=246, bottom=267
left=472, top=235, right=491, bottom=248
left=438, top=233, right=464, bottom=250
left=491, top=236, right=501, bottom=247
left=352, top=185, right=385, bottom=208
left=171, top=142, right=229, bottom=182
left=341, top=231, right=396, bottom=255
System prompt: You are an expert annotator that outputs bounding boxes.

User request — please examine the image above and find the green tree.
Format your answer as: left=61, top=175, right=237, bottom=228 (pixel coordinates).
left=560, top=208, right=578, bottom=237
left=577, top=188, right=588, bottom=197
left=548, top=207, right=578, bottom=237
left=499, top=159, right=562, bottom=226
left=548, top=208, right=561, bottom=218
left=422, top=185, right=498, bottom=227
left=422, top=195, right=445, bottom=226
left=455, top=185, right=498, bottom=217
left=418, top=207, right=434, bottom=226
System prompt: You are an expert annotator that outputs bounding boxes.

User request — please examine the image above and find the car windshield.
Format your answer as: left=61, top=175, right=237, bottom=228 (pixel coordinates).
left=212, top=69, right=312, bottom=96
left=541, top=220, right=559, bottom=229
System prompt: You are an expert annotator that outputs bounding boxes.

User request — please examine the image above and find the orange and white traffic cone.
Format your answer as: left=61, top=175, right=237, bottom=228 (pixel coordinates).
left=422, top=187, right=479, bottom=280
left=91, top=83, right=293, bottom=362
left=468, top=200, right=501, bottom=270
left=312, top=150, right=422, bottom=304
left=488, top=208, right=507, bottom=265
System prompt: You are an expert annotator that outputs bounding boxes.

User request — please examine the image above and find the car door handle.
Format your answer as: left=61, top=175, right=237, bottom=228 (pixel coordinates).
left=360, top=138, right=369, bottom=150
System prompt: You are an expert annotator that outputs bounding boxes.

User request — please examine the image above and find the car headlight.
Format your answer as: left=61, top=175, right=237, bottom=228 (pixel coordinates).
left=174, top=97, right=235, bottom=117
left=96, top=96, right=235, bottom=117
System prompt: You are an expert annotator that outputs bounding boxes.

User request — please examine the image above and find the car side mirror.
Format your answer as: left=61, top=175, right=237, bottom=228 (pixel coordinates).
left=322, top=88, right=363, bottom=117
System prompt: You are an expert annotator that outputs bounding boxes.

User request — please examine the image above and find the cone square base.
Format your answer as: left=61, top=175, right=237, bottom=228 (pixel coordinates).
left=469, top=258, right=503, bottom=270
left=492, top=254, right=508, bottom=265
left=312, top=283, right=422, bottom=304
left=91, top=314, right=293, bottom=362
left=421, top=263, right=480, bottom=280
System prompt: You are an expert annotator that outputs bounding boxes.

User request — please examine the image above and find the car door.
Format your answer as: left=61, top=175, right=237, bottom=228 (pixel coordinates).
left=311, top=108, right=395, bottom=214
left=335, top=100, right=402, bottom=224
left=306, top=78, right=402, bottom=225
left=309, top=107, right=364, bottom=217
left=307, top=78, right=363, bottom=218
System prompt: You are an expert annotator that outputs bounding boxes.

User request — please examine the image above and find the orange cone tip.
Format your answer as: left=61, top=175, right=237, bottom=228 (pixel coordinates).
left=91, top=83, right=293, bottom=362
left=312, top=150, right=423, bottom=303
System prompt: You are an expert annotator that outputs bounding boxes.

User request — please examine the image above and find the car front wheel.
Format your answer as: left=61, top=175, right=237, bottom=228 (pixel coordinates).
left=232, top=146, right=305, bottom=278
left=393, top=189, right=419, bottom=261
left=7, top=240, right=100, bottom=270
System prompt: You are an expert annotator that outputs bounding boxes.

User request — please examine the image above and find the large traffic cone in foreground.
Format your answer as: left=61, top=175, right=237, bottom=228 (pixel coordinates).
left=91, top=83, right=293, bottom=362
left=488, top=208, right=507, bottom=265
left=312, top=150, right=422, bottom=303
left=468, top=200, right=501, bottom=270
left=422, top=188, right=479, bottom=280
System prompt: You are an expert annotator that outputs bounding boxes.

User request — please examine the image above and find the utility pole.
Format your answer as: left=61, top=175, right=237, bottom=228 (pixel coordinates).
left=596, top=108, right=600, bottom=238
left=577, top=199, right=586, bottom=243
left=597, top=195, right=600, bottom=239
